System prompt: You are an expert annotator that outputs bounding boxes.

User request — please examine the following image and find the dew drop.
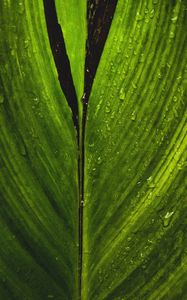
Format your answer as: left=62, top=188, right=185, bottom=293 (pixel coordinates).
left=169, top=31, right=175, bottom=39
left=19, top=142, right=27, bottom=156
left=0, top=94, right=4, bottom=104
left=158, top=71, right=162, bottom=79
left=89, top=143, right=94, bottom=148
left=11, top=49, right=16, bottom=56
left=171, top=16, right=178, bottom=23
left=177, top=161, right=187, bottom=170
left=97, top=157, right=102, bottom=164
left=105, top=106, right=111, bottom=113
left=119, top=88, right=125, bottom=101
left=149, top=9, right=155, bottom=19
left=147, top=176, right=156, bottom=188
left=131, top=111, right=136, bottom=121
left=163, top=211, right=174, bottom=227
left=24, top=39, right=29, bottom=49
left=132, top=82, right=137, bottom=89
left=136, top=12, right=143, bottom=21
left=33, top=97, right=39, bottom=104
left=18, top=2, right=24, bottom=14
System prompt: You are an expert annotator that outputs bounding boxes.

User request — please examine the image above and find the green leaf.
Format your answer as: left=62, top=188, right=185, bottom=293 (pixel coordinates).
left=84, top=0, right=187, bottom=299
left=1, top=0, right=187, bottom=299
left=0, top=1, right=78, bottom=299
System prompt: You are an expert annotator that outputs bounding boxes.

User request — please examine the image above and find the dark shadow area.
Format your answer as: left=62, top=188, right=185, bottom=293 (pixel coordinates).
left=43, top=0, right=79, bottom=134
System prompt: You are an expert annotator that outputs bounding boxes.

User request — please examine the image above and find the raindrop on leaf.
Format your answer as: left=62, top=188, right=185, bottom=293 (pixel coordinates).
left=132, top=82, right=137, bottom=89
left=0, top=94, right=4, bottom=104
left=119, top=88, right=125, bottom=101
left=147, top=176, right=156, bottom=188
left=131, top=111, right=136, bottom=121
left=169, top=31, right=175, bottom=39
left=18, top=2, right=24, bottom=14
left=24, top=39, right=29, bottom=49
left=171, top=16, right=178, bottom=23
left=105, top=106, right=111, bottom=113
left=163, top=211, right=174, bottom=227
left=97, top=157, right=102, bottom=164
left=149, top=9, right=155, bottom=19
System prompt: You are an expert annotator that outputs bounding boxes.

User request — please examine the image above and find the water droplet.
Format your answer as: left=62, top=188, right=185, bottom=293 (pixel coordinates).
left=11, top=49, right=16, bottom=56
left=158, top=71, right=162, bottom=79
left=147, top=176, right=156, bottom=188
left=177, top=161, right=187, bottom=170
left=119, top=88, right=125, bottom=100
left=139, top=53, right=145, bottom=63
left=169, top=31, right=175, bottom=39
left=19, top=142, right=27, bottom=156
left=105, top=106, right=111, bottom=113
left=80, top=200, right=84, bottom=207
left=131, top=111, right=136, bottom=121
left=89, top=143, right=94, bottom=148
left=18, top=2, right=24, bottom=14
left=24, top=39, right=29, bottom=48
left=33, top=97, right=39, bottom=104
left=149, top=9, right=155, bottom=19
left=0, top=94, right=4, bottom=104
left=163, top=211, right=174, bottom=227
left=171, top=16, right=178, bottom=23
left=132, top=82, right=137, bottom=89
left=136, top=12, right=143, bottom=21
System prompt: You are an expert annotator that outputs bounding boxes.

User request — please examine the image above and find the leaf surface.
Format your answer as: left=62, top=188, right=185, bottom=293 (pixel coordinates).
left=84, top=0, right=187, bottom=299
left=0, top=1, right=78, bottom=299
left=0, top=0, right=187, bottom=299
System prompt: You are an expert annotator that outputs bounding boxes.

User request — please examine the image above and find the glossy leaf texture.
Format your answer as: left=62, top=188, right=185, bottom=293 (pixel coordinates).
left=84, top=0, right=187, bottom=299
left=0, top=1, right=79, bottom=299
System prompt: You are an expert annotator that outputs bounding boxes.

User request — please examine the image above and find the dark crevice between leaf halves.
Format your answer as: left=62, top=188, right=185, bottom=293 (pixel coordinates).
left=43, top=0, right=79, bottom=137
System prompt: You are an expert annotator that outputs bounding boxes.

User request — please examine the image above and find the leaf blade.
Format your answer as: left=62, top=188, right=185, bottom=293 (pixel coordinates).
left=84, top=0, right=187, bottom=299
left=0, top=1, right=79, bottom=299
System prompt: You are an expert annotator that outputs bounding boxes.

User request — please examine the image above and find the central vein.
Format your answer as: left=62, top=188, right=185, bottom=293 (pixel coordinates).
left=43, top=1, right=118, bottom=298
